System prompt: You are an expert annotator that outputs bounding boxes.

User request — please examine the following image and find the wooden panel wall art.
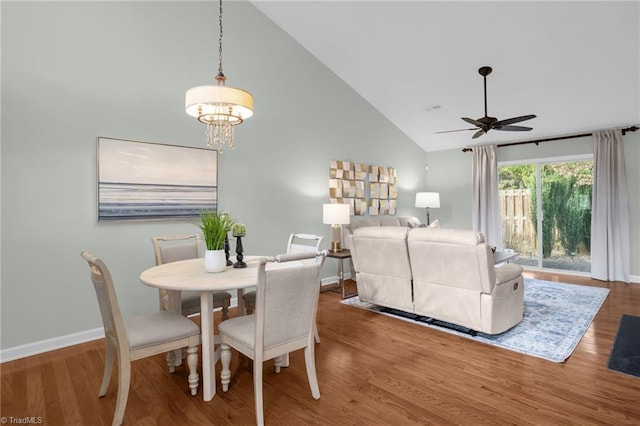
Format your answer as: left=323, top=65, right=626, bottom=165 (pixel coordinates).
left=367, top=165, right=397, bottom=215
left=329, top=160, right=397, bottom=216
left=329, top=160, right=366, bottom=215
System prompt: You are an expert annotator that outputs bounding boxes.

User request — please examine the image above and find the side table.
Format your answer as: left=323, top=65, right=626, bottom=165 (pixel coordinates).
left=326, top=249, right=357, bottom=299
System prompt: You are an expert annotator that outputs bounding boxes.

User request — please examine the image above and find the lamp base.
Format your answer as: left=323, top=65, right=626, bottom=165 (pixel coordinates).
left=331, top=241, right=342, bottom=252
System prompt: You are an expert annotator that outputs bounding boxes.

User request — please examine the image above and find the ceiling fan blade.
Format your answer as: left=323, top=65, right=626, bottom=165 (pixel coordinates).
left=435, top=128, right=477, bottom=134
left=493, top=125, right=533, bottom=132
left=493, top=114, right=536, bottom=127
left=462, top=117, right=483, bottom=127
left=472, top=129, right=485, bottom=139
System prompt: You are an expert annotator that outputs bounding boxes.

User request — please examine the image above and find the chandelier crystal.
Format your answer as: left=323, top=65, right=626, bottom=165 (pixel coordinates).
left=185, top=0, right=253, bottom=152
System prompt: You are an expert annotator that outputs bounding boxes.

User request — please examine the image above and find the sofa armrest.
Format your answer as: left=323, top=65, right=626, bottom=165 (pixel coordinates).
left=494, top=263, right=523, bottom=284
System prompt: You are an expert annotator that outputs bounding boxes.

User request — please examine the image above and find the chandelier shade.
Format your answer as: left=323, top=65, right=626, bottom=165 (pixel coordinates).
left=185, top=85, right=254, bottom=126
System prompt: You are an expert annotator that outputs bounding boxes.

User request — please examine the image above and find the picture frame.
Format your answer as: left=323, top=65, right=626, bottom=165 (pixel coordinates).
left=97, top=137, right=217, bottom=222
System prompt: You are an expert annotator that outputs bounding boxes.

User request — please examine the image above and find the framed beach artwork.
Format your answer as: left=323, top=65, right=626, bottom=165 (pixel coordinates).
left=97, top=137, right=217, bottom=222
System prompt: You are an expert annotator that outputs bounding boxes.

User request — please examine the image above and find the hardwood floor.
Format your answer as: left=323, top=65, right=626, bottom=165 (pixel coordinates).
left=2, top=272, right=640, bottom=425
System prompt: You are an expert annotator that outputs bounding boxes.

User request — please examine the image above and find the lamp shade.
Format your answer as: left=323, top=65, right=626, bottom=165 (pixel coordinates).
left=323, top=203, right=350, bottom=225
left=415, top=192, right=440, bottom=208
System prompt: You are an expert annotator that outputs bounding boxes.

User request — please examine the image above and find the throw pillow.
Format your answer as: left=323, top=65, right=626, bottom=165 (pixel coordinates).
left=427, top=219, right=440, bottom=228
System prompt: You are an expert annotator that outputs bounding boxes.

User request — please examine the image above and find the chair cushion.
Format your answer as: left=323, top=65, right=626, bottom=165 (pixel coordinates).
left=219, top=315, right=256, bottom=349
left=126, top=310, right=199, bottom=350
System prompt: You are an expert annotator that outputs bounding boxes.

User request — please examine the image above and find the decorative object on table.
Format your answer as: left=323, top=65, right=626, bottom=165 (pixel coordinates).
left=97, top=137, right=217, bottom=222
left=224, top=235, right=232, bottom=266
left=195, top=210, right=235, bottom=273
left=232, top=223, right=247, bottom=268
left=185, top=0, right=253, bottom=152
left=342, top=278, right=609, bottom=363
left=323, top=203, right=350, bottom=252
left=415, top=192, right=440, bottom=225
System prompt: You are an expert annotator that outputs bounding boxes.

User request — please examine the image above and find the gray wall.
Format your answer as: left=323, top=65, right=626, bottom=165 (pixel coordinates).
left=425, top=133, right=640, bottom=275
left=1, top=2, right=427, bottom=350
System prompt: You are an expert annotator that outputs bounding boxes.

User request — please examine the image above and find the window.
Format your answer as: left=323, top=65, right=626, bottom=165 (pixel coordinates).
left=498, top=155, right=593, bottom=273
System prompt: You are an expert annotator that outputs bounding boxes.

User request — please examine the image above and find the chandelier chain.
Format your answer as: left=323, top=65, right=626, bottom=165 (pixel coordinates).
left=217, top=0, right=224, bottom=77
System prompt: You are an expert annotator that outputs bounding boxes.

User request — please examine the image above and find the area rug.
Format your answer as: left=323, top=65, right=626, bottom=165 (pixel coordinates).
left=608, top=314, right=640, bottom=378
left=341, top=278, right=609, bottom=362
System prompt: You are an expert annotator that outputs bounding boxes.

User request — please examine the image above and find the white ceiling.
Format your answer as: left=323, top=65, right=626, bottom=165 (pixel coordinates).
left=252, top=1, right=640, bottom=152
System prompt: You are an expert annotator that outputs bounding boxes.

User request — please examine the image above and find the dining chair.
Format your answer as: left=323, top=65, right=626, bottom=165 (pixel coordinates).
left=219, top=251, right=327, bottom=426
left=243, top=233, right=324, bottom=348
left=152, top=234, right=231, bottom=320
left=80, top=251, right=200, bottom=426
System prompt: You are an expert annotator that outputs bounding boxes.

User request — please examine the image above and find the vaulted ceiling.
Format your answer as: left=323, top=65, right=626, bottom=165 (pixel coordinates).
left=253, top=1, right=639, bottom=152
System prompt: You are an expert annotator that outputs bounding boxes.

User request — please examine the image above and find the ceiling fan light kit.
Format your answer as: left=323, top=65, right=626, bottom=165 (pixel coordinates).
left=438, top=66, right=536, bottom=139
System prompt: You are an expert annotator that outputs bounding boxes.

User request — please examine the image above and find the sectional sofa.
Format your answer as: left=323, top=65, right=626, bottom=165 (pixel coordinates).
left=345, top=218, right=524, bottom=334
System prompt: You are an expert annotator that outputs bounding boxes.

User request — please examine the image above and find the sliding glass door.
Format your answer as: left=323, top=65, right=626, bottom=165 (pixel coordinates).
left=498, top=155, right=593, bottom=273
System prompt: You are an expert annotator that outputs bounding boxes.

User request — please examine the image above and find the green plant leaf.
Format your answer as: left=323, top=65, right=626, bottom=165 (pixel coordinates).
left=195, top=210, right=235, bottom=250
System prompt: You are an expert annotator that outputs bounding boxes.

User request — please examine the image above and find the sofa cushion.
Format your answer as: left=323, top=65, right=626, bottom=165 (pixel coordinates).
left=407, top=228, right=494, bottom=294
left=379, top=216, right=401, bottom=227
left=402, top=216, right=422, bottom=228
left=348, top=217, right=381, bottom=233
left=351, top=226, right=413, bottom=312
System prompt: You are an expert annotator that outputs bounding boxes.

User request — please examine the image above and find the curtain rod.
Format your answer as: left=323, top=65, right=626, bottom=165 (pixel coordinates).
left=460, top=125, right=639, bottom=153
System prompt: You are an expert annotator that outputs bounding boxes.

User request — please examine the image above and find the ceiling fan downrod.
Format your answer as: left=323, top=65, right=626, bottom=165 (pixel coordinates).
left=479, top=66, right=492, bottom=119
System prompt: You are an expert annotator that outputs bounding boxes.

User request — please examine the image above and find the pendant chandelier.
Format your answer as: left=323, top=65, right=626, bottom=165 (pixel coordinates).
left=185, top=0, right=254, bottom=152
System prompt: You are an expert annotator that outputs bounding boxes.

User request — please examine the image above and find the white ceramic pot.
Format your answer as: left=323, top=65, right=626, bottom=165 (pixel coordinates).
left=204, top=249, right=226, bottom=273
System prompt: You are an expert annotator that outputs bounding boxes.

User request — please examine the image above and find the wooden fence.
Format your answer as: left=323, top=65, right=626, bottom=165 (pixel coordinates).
left=500, top=189, right=536, bottom=255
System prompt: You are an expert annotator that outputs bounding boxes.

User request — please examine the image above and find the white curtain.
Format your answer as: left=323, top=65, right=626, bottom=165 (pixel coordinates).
left=591, top=129, right=630, bottom=283
left=471, top=144, right=502, bottom=248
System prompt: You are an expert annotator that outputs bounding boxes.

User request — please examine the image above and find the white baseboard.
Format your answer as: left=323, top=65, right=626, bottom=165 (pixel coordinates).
left=0, top=327, right=105, bottom=363
left=1, top=272, right=354, bottom=363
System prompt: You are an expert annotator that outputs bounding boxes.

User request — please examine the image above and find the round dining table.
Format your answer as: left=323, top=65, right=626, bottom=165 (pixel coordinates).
left=140, top=255, right=263, bottom=401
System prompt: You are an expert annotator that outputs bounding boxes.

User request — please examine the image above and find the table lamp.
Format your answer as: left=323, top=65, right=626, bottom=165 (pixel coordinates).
left=323, top=203, right=350, bottom=252
left=415, top=192, right=440, bottom=225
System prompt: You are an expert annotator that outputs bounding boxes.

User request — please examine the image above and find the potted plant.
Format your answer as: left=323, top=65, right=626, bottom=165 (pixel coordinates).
left=196, top=210, right=235, bottom=273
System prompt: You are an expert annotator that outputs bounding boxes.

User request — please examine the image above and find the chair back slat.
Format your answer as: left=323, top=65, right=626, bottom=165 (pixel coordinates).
left=81, top=252, right=128, bottom=347
left=287, top=234, right=324, bottom=264
left=152, top=234, right=203, bottom=265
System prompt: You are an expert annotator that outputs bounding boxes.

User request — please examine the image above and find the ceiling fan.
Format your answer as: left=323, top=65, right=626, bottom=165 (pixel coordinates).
left=437, top=66, right=536, bottom=139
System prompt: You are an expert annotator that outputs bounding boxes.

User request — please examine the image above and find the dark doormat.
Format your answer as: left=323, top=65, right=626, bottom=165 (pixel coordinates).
left=608, top=314, right=640, bottom=378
